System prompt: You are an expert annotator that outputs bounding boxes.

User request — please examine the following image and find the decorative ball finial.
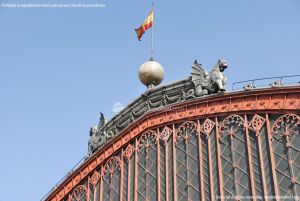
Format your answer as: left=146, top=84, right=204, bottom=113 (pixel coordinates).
left=138, top=58, right=164, bottom=89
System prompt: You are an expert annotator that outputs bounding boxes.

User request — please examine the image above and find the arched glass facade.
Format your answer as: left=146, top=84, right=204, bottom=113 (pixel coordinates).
left=45, top=87, right=300, bottom=201
left=61, top=113, right=300, bottom=201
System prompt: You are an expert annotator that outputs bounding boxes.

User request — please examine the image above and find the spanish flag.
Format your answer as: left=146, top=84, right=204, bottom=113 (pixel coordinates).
left=135, top=11, right=153, bottom=41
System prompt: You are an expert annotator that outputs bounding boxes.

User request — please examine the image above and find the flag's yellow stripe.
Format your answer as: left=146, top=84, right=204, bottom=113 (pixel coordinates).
left=142, top=11, right=153, bottom=26
left=135, top=11, right=154, bottom=41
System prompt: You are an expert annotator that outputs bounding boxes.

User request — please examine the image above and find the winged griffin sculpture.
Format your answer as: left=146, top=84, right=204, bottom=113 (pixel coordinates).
left=88, top=112, right=106, bottom=156
left=190, top=59, right=228, bottom=96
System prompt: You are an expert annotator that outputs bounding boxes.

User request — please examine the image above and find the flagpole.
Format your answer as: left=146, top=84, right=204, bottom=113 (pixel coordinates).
left=151, top=2, right=154, bottom=60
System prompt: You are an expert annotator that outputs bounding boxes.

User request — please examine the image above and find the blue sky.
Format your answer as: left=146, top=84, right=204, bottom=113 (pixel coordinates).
left=0, top=0, right=299, bottom=200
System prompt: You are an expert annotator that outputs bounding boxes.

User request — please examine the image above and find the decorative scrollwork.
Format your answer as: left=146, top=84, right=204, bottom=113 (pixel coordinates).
left=165, top=92, right=181, bottom=103
left=249, top=114, right=266, bottom=136
left=271, top=114, right=300, bottom=144
left=201, top=118, right=215, bottom=138
left=219, top=115, right=245, bottom=140
left=103, top=156, right=121, bottom=176
left=71, top=185, right=87, bottom=201
left=116, top=119, right=130, bottom=130
left=90, top=171, right=101, bottom=187
left=132, top=104, right=147, bottom=118
left=176, top=121, right=198, bottom=144
left=137, top=130, right=157, bottom=151
left=106, top=126, right=118, bottom=141
left=149, top=98, right=162, bottom=108
left=160, top=126, right=173, bottom=143
left=123, top=144, right=135, bottom=160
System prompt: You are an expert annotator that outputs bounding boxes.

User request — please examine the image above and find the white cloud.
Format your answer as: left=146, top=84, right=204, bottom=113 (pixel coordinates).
left=112, top=102, right=125, bottom=114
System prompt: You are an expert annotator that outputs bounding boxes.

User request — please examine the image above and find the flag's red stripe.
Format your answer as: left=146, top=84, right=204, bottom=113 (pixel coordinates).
left=135, top=22, right=153, bottom=41
left=143, top=22, right=153, bottom=31
left=135, top=26, right=145, bottom=40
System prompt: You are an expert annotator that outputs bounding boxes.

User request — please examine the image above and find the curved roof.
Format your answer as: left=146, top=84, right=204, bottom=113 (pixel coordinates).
left=43, top=83, right=300, bottom=201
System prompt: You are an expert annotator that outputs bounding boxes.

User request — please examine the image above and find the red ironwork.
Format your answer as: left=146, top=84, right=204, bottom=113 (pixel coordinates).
left=156, top=128, right=161, bottom=201
left=249, top=114, right=268, bottom=199
left=244, top=114, right=256, bottom=200
left=87, top=177, right=90, bottom=201
left=120, top=150, right=124, bottom=201
left=266, top=114, right=279, bottom=201
left=197, top=120, right=205, bottom=201
left=137, top=130, right=157, bottom=152
left=134, top=138, right=138, bottom=201
left=160, top=126, right=172, bottom=144
left=249, top=114, right=266, bottom=136
left=136, top=130, right=157, bottom=200
left=175, top=121, right=197, bottom=144
left=215, top=117, right=224, bottom=201
left=219, top=115, right=251, bottom=200
left=172, top=124, right=178, bottom=201
left=271, top=114, right=300, bottom=198
left=103, top=156, right=121, bottom=176
left=201, top=118, right=215, bottom=138
left=218, top=114, right=245, bottom=140
left=44, top=87, right=300, bottom=201
left=71, top=185, right=87, bottom=201
left=123, top=144, right=135, bottom=160
left=159, top=126, right=173, bottom=200
left=99, top=166, right=103, bottom=201
left=90, top=171, right=100, bottom=187
left=164, top=134, right=170, bottom=201
left=126, top=153, right=131, bottom=201
left=271, top=113, right=300, bottom=143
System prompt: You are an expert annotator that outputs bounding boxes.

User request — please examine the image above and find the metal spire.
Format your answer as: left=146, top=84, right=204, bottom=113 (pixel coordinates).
left=150, top=2, right=154, bottom=60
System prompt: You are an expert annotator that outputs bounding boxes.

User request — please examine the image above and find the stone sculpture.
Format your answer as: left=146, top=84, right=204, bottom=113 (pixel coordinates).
left=87, top=113, right=106, bottom=156
left=87, top=59, right=229, bottom=155
left=190, top=59, right=228, bottom=96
